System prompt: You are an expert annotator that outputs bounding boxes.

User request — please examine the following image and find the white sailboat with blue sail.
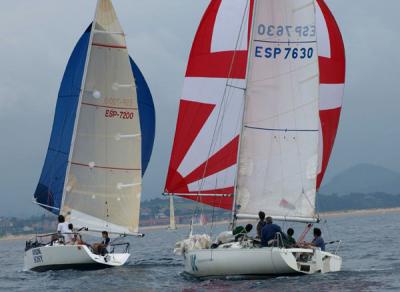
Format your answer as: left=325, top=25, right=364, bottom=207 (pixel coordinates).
left=24, top=0, right=155, bottom=272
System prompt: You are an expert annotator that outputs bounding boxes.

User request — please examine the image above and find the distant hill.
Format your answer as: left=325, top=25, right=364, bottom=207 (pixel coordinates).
left=320, top=163, right=400, bottom=195
left=317, top=192, right=400, bottom=212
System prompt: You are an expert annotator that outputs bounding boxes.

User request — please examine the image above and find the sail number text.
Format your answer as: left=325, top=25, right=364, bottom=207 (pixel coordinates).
left=255, top=46, right=314, bottom=60
left=32, top=248, right=43, bottom=263
left=105, top=109, right=134, bottom=119
left=257, top=25, right=316, bottom=38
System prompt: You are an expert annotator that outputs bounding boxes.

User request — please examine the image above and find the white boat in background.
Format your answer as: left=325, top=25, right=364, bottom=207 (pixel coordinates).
left=165, top=0, right=345, bottom=278
left=25, top=0, right=155, bottom=272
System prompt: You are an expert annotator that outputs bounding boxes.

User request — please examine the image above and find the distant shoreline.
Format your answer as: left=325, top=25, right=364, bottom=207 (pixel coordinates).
left=2, top=207, right=400, bottom=241
left=320, top=207, right=400, bottom=218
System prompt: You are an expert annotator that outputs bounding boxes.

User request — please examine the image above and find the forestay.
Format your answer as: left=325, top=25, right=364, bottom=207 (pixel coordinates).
left=164, top=0, right=254, bottom=210
left=236, top=0, right=320, bottom=221
left=62, top=0, right=142, bottom=234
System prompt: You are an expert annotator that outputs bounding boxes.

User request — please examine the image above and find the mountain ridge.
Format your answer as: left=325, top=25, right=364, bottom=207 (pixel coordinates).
left=320, top=163, right=400, bottom=195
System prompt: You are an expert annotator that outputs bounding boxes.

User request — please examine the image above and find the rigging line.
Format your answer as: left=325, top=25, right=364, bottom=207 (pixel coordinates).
left=286, top=27, right=319, bottom=219
left=244, top=126, right=319, bottom=132
left=249, top=60, right=317, bottom=84
left=60, top=10, right=97, bottom=212
left=226, top=84, right=246, bottom=91
left=253, top=39, right=317, bottom=44
left=189, top=2, right=251, bottom=234
left=243, top=98, right=318, bottom=125
left=101, top=39, right=110, bottom=231
left=196, top=0, right=250, bottom=199
left=231, top=0, right=260, bottom=227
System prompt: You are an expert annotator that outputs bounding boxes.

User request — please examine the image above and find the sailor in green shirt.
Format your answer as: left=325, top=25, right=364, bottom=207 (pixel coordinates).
left=233, top=224, right=253, bottom=241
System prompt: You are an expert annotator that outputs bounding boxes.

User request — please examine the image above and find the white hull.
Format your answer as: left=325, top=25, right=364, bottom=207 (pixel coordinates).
left=24, top=244, right=130, bottom=272
left=183, top=246, right=341, bottom=278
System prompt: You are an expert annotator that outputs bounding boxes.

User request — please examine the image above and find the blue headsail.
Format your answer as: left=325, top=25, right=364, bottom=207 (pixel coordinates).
left=130, top=57, right=156, bottom=177
left=34, top=24, right=156, bottom=214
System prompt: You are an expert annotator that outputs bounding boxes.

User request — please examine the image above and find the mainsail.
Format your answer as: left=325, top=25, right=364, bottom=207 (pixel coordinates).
left=236, top=0, right=320, bottom=221
left=34, top=0, right=155, bottom=234
left=164, top=0, right=345, bottom=213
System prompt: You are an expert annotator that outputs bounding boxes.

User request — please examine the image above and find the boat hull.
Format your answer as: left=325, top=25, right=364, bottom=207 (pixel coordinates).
left=23, top=244, right=130, bottom=272
left=183, top=247, right=342, bottom=278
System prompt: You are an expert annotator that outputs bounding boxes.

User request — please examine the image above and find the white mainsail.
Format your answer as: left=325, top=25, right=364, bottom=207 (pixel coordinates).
left=236, top=0, right=320, bottom=222
left=62, top=0, right=142, bottom=234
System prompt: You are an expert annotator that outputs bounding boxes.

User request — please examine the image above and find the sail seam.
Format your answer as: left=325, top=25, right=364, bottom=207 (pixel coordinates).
left=244, top=126, right=318, bottom=132
left=81, top=102, right=138, bottom=110
left=254, top=39, right=317, bottom=44
left=70, top=162, right=140, bottom=171
left=92, top=43, right=127, bottom=49
left=172, top=194, right=232, bottom=197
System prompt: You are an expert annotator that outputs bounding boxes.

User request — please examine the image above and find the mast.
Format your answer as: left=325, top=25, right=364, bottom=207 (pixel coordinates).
left=60, top=2, right=98, bottom=212
left=231, top=0, right=258, bottom=228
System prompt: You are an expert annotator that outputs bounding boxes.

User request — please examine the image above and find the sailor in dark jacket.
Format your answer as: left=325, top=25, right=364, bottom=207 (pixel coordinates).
left=261, top=216, right=283, bottom=246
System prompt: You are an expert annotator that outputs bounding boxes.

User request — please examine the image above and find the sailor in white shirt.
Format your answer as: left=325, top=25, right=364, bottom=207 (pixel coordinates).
left=56, top=215, right=69, bottom=242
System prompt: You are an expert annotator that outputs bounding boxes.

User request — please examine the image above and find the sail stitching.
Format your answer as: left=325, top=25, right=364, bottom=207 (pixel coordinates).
left=81, top=102, right=138, bottom=110
left=254, top=39, right=317, bottom=44
left=92, top=42, right=127, bottom=49
left=70, top=162, right=140, bottom=171
left=244, top=126, right=318, bottom=132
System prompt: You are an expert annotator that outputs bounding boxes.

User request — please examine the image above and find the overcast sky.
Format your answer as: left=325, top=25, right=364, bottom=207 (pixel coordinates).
left=0, top=0, right=399, bottom=217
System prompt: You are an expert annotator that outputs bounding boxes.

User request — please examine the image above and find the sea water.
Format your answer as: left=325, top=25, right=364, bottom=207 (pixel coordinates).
left=0, top=212, right=399, bottom=291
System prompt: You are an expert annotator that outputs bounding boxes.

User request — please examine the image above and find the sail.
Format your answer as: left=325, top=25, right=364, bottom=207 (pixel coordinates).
left=130, top=58, right=156, bottom=176
left=164, top=0, right=254, bottom=210
left=34, top=30, right=155, bottom=216
left=236, top=0, right=320, bottom=221
left=34, top=0, right=155, bottom=235
left=33, top=25, right=91, bottom=213
left=169, top=196, right=177, bottom=230
left=316, top=0, right=346, bottom=189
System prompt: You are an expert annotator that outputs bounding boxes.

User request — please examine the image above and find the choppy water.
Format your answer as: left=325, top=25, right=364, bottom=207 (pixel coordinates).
left=1, top=212, right=400, bottom=291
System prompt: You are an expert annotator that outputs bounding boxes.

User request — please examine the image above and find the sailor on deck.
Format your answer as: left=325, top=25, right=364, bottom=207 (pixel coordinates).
left=311, top=228, right=326, bottom=251
left=256, top=211, right=266, bottom=239
left=261, top=216, right=283, bottom=247
left=56, top=215, right=70, bottom=243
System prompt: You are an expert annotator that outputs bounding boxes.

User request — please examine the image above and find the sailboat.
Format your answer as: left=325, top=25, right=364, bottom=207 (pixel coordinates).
left=165, top=0, right=345, bottom=277
left=24, top=0, right=155, bottom=272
